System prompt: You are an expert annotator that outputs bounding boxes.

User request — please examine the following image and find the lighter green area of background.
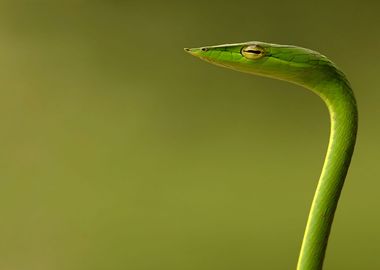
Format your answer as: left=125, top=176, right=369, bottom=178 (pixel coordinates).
left=0, top=0, right=379, bottom=269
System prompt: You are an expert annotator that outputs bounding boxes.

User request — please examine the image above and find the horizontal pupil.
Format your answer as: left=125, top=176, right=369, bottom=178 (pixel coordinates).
left=245, top=49, right=262, bottom=54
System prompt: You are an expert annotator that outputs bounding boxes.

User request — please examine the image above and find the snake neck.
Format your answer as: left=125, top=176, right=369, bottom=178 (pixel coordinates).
left=297, top=76, right=358, bottom=270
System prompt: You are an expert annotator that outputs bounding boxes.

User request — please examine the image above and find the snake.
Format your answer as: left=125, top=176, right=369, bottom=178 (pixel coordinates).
left=185, top=41, right=358, bottom=270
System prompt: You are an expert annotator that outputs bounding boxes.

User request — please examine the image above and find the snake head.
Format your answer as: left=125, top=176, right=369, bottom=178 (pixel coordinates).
left=185, top=41, right=338, bottom=87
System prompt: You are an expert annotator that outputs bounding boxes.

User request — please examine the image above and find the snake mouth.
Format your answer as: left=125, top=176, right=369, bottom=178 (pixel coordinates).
left=185, top=47, right=238, bottom=70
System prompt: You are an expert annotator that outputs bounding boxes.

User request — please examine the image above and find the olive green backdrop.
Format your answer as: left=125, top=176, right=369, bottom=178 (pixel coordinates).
left=0, top=0, right=379, bottom=269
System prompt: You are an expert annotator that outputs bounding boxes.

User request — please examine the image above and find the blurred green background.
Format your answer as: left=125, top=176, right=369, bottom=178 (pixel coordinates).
left=0, top=0, right=379, bottom=269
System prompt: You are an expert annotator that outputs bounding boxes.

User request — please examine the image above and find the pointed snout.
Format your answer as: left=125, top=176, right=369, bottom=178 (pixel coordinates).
left=184, top=47, right=199, bottom=56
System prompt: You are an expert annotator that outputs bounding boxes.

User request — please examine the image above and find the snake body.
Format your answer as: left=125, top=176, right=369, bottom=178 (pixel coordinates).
left=185, top=41, right=358, bottom=270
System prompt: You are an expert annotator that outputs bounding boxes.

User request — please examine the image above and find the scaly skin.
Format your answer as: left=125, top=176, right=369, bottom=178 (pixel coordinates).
left=185, top=41, right=358, bottom=270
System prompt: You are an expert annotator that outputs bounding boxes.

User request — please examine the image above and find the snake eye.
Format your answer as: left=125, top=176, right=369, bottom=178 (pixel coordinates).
left=201, top=47, right=209, bottom=52
left=241, top=45, right=265, bottom=60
